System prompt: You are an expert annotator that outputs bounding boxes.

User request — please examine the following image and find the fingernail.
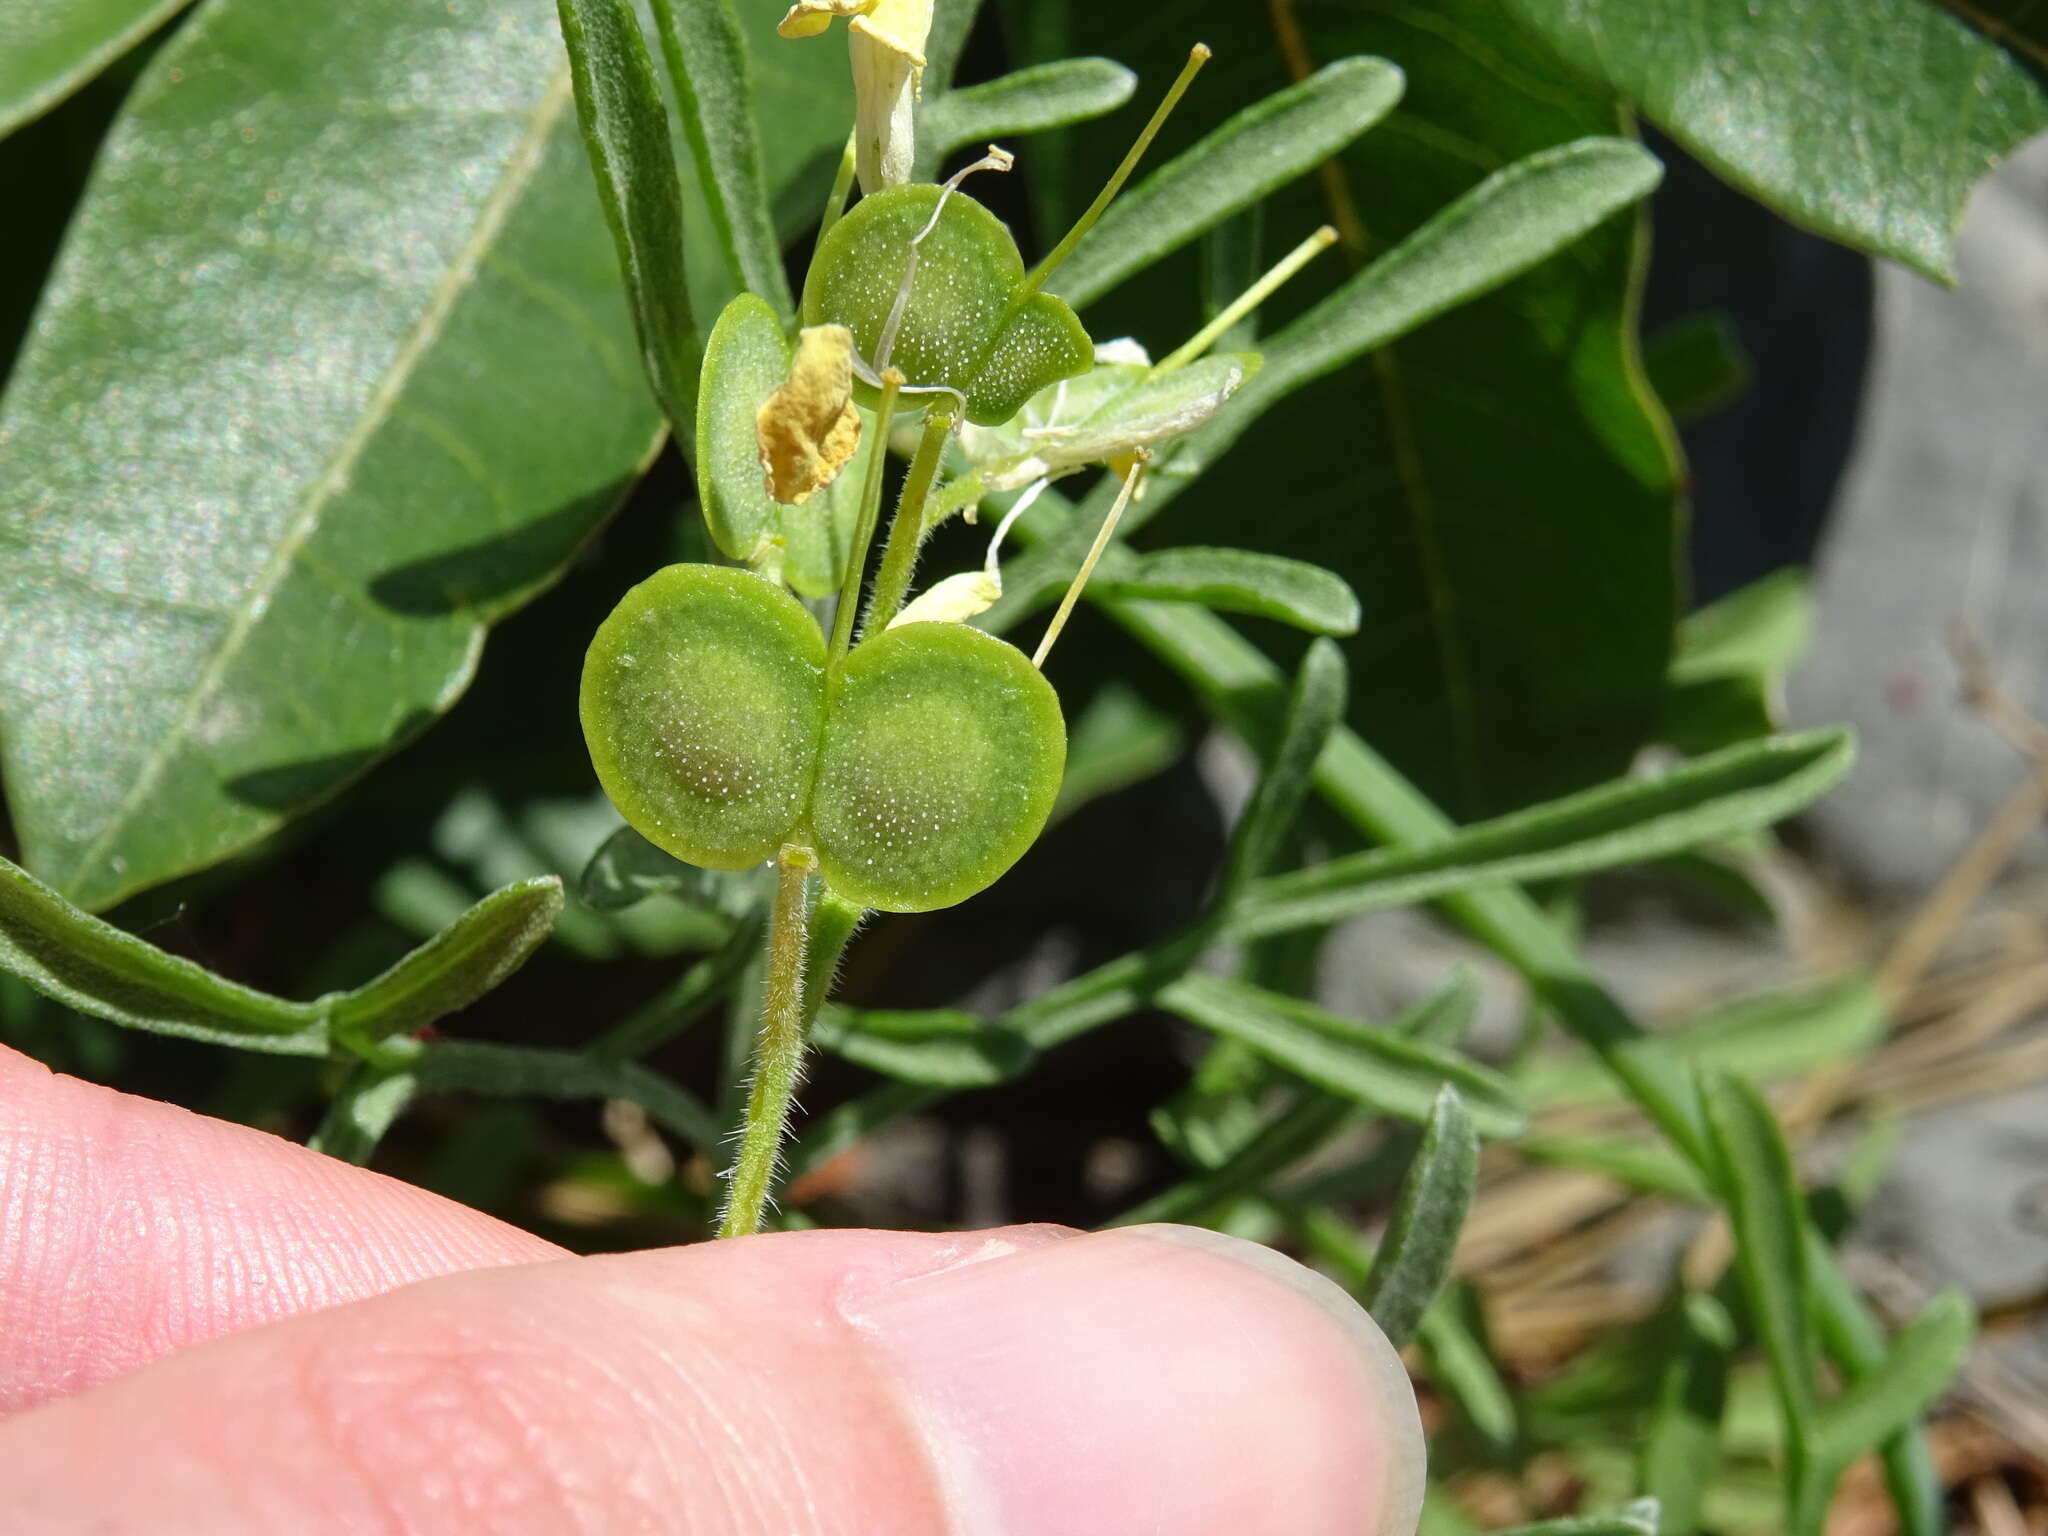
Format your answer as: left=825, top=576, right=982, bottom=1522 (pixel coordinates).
left=843, top=1224, right=1424, bottom=1536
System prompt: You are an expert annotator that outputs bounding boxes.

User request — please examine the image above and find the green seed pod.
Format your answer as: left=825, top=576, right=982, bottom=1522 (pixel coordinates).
left=801, top=184, right=1092, bottom=427
left=695, top=293, right=865, bottom=597
left=811, top=622, right=1066, bottom=912
left=581, top=565, right=826, bottom=870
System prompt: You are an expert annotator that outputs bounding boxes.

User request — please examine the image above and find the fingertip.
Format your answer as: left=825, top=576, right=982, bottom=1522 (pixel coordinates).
left=846, top=1223, right=1425, bottom=1536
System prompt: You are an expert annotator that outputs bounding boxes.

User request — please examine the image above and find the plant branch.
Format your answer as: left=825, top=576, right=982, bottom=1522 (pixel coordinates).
left=863, top=405, right=955, bottom=633
left=719, top=844, right=817, bottom=1238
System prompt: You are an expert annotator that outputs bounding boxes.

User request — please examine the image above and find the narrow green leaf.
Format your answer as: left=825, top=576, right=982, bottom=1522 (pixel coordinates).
left=1158, top=971, right=1525, bottom=1137
left=1416, top=1286, right=1521, bottom=1451
left=309, top=1062, right=421, bottom=1166
left=1217, top=639, right=1347, bottom=905
left=1516, top=1134, right=1710, bottom=1201
left=810, top=1005, right=1034, bottom=1088
left=1495, top=0, right=2048, bottom=281
left=328, top=876, right=562, bottom=1045
left=1814, top=1291, right=1974, bottom=1470
left=1093, top=548, right=1360, bottom=636
left=1359, top=1085, right=1479, bottom=1348
left=1232, top=730, right=1855, bottom=938
left=1662, top=568, right=1813, bottom=753
left=921, top=58, right=1138, bottom=176
left=1114, top=1094, right=1352, bottom=1228
left=1643, top=1294, right=1736, bottom=1536
left=1643, top=312, right=1752, bottom=424
left=1702, top=1070, right=1819, bottom=1430
left=1522, top=975, right=1888, bottom=1107
left=0, top=0, right=187, bottom=139
left=557, top=0, right=697, bottom=432
left=646, top=0, right=792, bottom=319
left=1053, top=57, right=1405, bottom=307
left=0, top=851, right=326, bottom=1054
left=1187, top=137, right=1662, bottom=473
left=417, top=1039, right=719, bottom=1151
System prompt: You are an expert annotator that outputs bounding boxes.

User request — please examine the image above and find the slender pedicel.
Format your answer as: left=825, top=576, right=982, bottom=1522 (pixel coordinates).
left=1033, top=453, right=1148, bottom=669
left=1153, top=224, right=1338, bottom=376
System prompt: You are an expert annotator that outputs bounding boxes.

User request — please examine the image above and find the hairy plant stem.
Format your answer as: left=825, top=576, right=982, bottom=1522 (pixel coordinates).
left=719, top=844, right=817, bottom=1238
left=829, top=370, right=904, bottom=664
left=863, top=406, right=955, bottom=633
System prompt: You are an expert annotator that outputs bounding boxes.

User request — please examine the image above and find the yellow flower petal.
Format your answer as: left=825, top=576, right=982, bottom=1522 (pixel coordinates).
left=777, top=1, right=867, bottom=41
left=848, top=0, right=932, bottom=66
left=888, top=569, right=1002, bottom=629
left=757, top=325, right=863, bottom=506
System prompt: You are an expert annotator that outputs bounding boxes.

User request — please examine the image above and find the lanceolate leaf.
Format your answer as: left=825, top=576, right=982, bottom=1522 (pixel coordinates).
left=1495, top=0, right=2048, bottom=281
left=646, top=0, right=792, bottom=320
left=1216, top=638, right=1347, bottom=905
left=558, top=0, right=696, bottom=433
left=1045, top=2, right=1680, bottom=821
left=1093, top=547, right=1360, bottom=636
left=0, top=852, right=325, bottom=1054
left=1052, top=57, right=1406, bottom=308
left=1158, top=971, right=1526, bottom=1136
left=1232, top=729, right=1854, bottom=937
left=1359, top=1085, right=1479, bottom=1348
left=1814, top=1291, right=1975, bottom=1469
left=0, top=852, right=560, bottom=1057
left=920, top=58, right=1138, bottom=177
left=0, top=0, right=188, bottom=139
left=810, top=1005, right=1035, bottom=1088
left=327, top=876, right=563, bottom=1045
left=0, top=0, right=847, bottom=912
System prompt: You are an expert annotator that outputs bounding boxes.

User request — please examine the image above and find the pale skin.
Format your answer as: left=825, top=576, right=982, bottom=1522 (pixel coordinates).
left=0, top=1044, right=1425, bottom=1535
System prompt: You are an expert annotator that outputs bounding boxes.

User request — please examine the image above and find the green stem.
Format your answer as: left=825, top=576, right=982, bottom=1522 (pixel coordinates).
left=720, top=843, right=815, bottom=1236
left=828, top=370, right=903, bottom=664
left=818, top=129, right=858, bottom=245
left=864, top=406, right=955, bottom=633
left=719, top=844, right=817, bottom=1238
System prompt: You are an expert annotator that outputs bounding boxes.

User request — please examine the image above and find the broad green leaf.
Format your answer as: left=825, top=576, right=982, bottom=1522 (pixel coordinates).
left=1217, top=639, right=1347, bottom=906
left=1050, top=682, right=1184, bottom=821
left=0, top=850, right=325, bottom=1054
left=1232, top=729, right=1855, bottom=938
left=1157, top=971, right=1526, bottom=1137
left=1662, top=568, right=1813, bottom=753
left=647, top=0, right=792, bottom=319
left=327, top=876, right=562, bottom=1046
left=1813, top=1290, right=1973, bottom=1469
left=1359, top=1085, right=1479, bottom=1348
left=1051, top=57, right=1406, bottom=308
left=696, top=292, right=864, bottom=595
left=580, top=565, right=828, bottom=870
left=1522, top=974, right=1887, bottom=1107
left=1093, top=547, right=1359, bottom=636
left=802, top=184, right=1094, bottom=425
left=919, top=58, right=1138, bottom=178
left=810, top=1005, right=1034, bottom=1087
left=1042, top=0, right=1679, bottom=821
left=1643, top=1294, right=1736, bottom=1536
left=1643, top=311, right=1751, bottom=424
left=0, top=0, right=851, bottom=914
left=1702, top=1069, right=1819, bottom=1429
left=310, top=1062, right=421, bottom=1166
left=0, top=0, right=186, bottom=139
left=558, top=0, right=696, bottom=432
left=1494, top=0, right=2048, bottom=281
left=811, top=622, right=1066, bottom=911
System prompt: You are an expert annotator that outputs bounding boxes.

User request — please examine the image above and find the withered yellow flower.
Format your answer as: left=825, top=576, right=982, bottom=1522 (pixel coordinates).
left=756, top=324, right=863, bottom=506
left=778, top=0, right=934, bottom=193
